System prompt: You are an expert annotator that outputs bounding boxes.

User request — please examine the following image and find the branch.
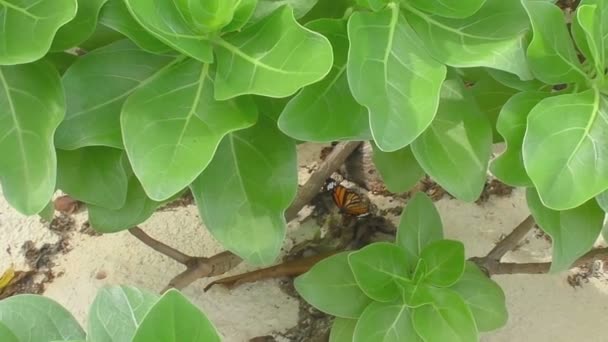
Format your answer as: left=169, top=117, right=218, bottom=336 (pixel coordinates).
left=285, top=141, right=362, bottom=221
left=486, top=215, right=535, bottom=261
left=129, top=227, right=190, bottom=265
left=484, top=247, right=608, bottom=275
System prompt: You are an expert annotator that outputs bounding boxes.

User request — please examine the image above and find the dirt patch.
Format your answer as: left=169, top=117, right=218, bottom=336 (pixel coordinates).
left=476, top=179, right=514, bottom=204
left=0, top=213, right=76, bottom=300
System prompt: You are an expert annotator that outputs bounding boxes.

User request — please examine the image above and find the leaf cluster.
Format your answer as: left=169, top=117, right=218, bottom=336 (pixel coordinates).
left=295, top=193, right=508, bottom=342
left=0, top=286, right=221, bottom=341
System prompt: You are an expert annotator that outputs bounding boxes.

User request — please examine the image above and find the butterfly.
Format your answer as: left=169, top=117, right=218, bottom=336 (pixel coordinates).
left=325, top=179, right=370, bottom=218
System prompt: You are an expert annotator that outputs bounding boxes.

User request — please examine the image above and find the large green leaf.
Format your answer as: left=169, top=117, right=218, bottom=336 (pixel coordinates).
left=491, top=91, right=550, bottom=187
left=51, top=0, right=108, bottom=51
left=57, top=146, right=128, bottom=209
left=191, top=115, right=297, bottom=265
left=404, top=0, right=532, bottom=80
left=411, top=77, right=492, bottom=202
left=0, top=295, right=85, bottom=341
left=419, top=240, right=465, bottom=287
left=353, top=301, right=422, bottom=342
left=522, top=0, right=588, bottom=84
left=396, top=192, right=443, bottom=258
left=347, top=4, right=446, bottom=152
left=0, top=0, right=77, bottom=64
left=278, top=18, right=371, bottom=142
left=527, top=188, right=604, bottom=272
left=372, top=144, right=424, bottom=193
left=99, top=0, right=171, bottom=54
left=348, top=242, right=414, bottom=302
left=213, top=6, right=332, bottom=100
left=122, top=59, right=257, bottom=201
left=408, top=0, right=485, bottom=18
left=0, top=61, right=64, bottom=215
left=123, top=0, right=214, bottom=62
left=56, top=40, right=177, bottom=150
left=486, top=69, right=546, bottom=92
left=88, top=175, right=165, bottom=233
left=412, top=289, right=478, bottom=342
left=523, top=89, right=608, bottom=210
left=294, top=252, right=372, bottom=318
left=132, top=289, right=221, bottom=342
left=573, top=4, right=605, bottom=76
left=88, top=286, right=159, bottom=342
left=450, top=262, right=508, bottom=332
left=329, top=318, right=357, bottom=342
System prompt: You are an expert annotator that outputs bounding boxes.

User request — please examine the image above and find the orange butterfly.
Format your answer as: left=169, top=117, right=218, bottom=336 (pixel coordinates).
left=325, top=179, right=370, bottom=218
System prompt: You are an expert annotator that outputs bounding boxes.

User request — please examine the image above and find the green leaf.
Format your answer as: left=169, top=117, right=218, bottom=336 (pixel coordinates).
left=596, top=190, right=608, bottom=212
left=353, top=301, right=422, bottom=342
left=486, top=69, right=546, bottom=92
left=347, top=4, right=446, bottom=152
left=0, top=295, right=85, bottom=341
left=329, top=318, right=357, bottom=342
left=132, top=289, right=221, bottom=342
left=348, top=242, right=414, bottom=302
left=491, top=91, right=550, bottom=187
left=99, top=0, right=172, bottom=54
left=355, top=0, right=389, bottom=11
left=122, top=59, right=257, bottom=201
left=408, top=0, right=485, bottom=18
left=223, top=0, right=258, bottom=32
left=213, top=6, right=333, bottom=100
left=419, top=240, right=465, bottom=287
left=0, top=61, right=64, bottom=215
left=175, top=0, right=239, bottom=33
left=294, top=252, right=372, bottom=318
left=278, top=18, right=371, bottom=142
left=404, top=0, right=532, bottom=80
left=573, top=4, right=605, bottom=76
left=466, top=70, right=519, bottom=142
left=399, top=278, right=435, bottom=308
left=522, top=0, right=588, bottom=84
left=56, top=40, right=177, bottom=150
left=578, top=0, right=608, bottom=59
left=0, top=0, right=77, bottom=64
left=0, top=323, right=18, bottom=342
left=396, top=192, right=443, bottom=258
left=191, top=115, right=297, bottom=265
left=88, top=285, right=159, bottom=342
left=251, top=0, right=318, bottom=22
left=450, top=262, right=508, bottom=332
left=38, top=201, right=55, bottom=222
left=411, top=77, right=492, bottom=202
left=57, top=147, right=128, bottom=209
left=412, top=288, right=478, bottom=342
left=88, top=175, right=165, bottom=233
left=523, top=89, right=608, bottom=210
left=527, top=188, right=604, bottom=272
left=45, top=52, right=78, bottom=75
left=123, top=0, right=214, bottom=62
left=372, top=144, right=424, bottom=193
left=51, top=0, right=108, bottom=51
left=79, top=23, right=125, bottom=51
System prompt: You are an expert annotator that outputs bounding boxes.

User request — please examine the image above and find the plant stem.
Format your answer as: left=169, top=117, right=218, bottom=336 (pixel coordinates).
left=486, top=215, right=536, bottom=261
left=129, top=227, right=191, bottom=265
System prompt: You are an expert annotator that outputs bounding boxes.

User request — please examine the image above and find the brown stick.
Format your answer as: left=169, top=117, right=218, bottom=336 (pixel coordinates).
left=284, top=141, right=362, bottom=221
left=486, top=247, right=608, bottom=275
left=204, top=251, right=339, bottom=292
left=129, top=227, right=191, bottom=265
left=486, top=215, right=536, bottom=261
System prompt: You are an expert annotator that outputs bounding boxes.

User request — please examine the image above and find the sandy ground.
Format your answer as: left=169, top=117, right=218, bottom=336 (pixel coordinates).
left=1, top=144, right=608, bottom=341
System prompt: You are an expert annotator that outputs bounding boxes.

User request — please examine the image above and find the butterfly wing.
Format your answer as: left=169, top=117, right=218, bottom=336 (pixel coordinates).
left=342, top=189, right=370, bottom=217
